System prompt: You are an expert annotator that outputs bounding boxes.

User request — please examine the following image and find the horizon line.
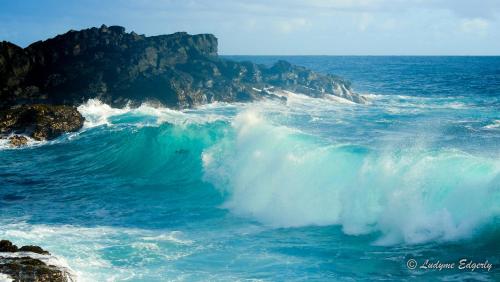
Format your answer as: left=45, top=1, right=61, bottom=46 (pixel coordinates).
left=221, top=54, right=500, bottom=57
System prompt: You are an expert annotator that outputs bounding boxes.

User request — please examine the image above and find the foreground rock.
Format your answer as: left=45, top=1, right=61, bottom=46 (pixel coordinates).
left=0, top=104, right=84, bottom=143
left=0, top=25, right=366, bottom=110
left=0, top=240, right=72, bottom=282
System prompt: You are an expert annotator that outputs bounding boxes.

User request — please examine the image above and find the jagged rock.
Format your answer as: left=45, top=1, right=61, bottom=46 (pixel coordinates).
left=262, top=60, right=365, bottom=103
left=0, top=104, right=84, bottom=141
left=8, top=135, right=28, bottom=147
left=0, top=240, right=71, bottom=282
left=0, top=25, right=365, bottom=110
left=0, top=25, right=364, bottom=137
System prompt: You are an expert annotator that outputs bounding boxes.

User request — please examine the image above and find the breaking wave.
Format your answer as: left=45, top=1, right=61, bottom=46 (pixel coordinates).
left=202, top=109, right=500, bottom=245
left=2, top=94, right=499, bottom=249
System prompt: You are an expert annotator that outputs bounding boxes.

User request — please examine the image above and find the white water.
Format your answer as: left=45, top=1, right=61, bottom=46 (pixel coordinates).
left=4, top=96, right=500, bottom=248
left=0, top=222, right=194, bottom=282
left=202, top=108, right=500, bottom=245
left=77, top=99, right=229, bottom=128
left=0, top=134, right=47, bottom=150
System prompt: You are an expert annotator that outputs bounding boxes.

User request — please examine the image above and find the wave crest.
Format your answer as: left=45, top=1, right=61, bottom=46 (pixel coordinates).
left=203, top=109, right=500, bottom=245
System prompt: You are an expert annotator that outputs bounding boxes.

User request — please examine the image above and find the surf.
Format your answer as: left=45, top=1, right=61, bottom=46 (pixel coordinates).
left=45, top=97, right=500, bottom=246
left=202, top=107, right=500, bottom=245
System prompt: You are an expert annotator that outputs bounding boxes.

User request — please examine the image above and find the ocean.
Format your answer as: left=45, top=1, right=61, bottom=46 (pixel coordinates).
left=1, top=56, right=499, bottom=281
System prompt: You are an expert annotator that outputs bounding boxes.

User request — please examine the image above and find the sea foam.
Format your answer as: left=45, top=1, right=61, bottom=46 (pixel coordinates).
left=203, top=108, right=500, bottom=245
left=0, top=222, right=194, bottom=282
left=77, top=99, right=228, bottom=128
left=73, top=98, right=500, bottom=245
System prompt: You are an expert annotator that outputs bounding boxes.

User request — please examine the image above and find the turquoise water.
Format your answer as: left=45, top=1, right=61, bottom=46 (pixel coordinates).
left=1, top=57, right=499, bottom=281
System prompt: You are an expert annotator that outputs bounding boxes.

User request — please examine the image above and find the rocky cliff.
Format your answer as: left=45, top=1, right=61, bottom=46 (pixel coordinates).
left=0, top=25, right=365, bottom=110
left=0, top=25, right=365, bottom=143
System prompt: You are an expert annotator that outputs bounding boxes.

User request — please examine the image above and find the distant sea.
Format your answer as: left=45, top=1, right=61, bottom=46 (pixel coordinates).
left=1, top=56, right=499, bottom=281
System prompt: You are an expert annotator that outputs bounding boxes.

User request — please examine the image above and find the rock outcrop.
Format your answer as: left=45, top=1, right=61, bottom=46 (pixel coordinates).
left=0, top=24, right=365, bottom=110
left=0, top=104, right=84, bottom=142
left=0, top=25, right=365, bottom=143
left=0, top=240, right=72, bottom=282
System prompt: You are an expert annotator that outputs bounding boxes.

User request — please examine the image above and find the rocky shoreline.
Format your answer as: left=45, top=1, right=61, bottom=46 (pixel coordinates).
left=0, top=240, right=73, bottom=282
left=0, top=105, right=83, bottom=147
left=0, top=25, right=366, bottom=146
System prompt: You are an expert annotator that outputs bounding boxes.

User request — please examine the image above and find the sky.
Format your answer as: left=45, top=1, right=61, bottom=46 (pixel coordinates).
left=1, top=0, right=499, bottom=55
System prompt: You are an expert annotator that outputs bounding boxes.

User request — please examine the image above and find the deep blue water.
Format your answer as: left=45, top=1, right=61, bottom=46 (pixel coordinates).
left=1, top=57, right=499, bottom=281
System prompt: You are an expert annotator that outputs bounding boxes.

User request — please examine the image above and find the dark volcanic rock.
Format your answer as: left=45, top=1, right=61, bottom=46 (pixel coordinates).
left=0, top=25, right=365, bottom=110
left=0, top=240, right=71, bottom=282
left=0, top=104, right=84, bottom=141
left=262, top=60, right=365, bottom=103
